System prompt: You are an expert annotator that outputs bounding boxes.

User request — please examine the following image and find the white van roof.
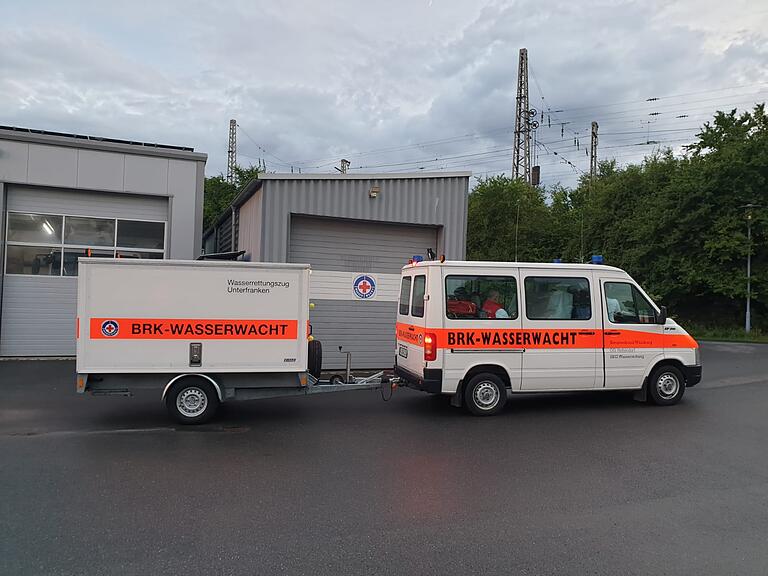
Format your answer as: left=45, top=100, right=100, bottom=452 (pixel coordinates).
left=402, top=260, right=627, bottom=274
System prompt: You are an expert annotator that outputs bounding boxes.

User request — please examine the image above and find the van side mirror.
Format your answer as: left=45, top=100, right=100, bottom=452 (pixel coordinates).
left=657, top=306, right=667, bottom=325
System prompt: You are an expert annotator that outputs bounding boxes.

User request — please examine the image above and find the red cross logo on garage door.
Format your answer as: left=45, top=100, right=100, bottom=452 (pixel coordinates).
left=353, top=275, right=376, bottom=299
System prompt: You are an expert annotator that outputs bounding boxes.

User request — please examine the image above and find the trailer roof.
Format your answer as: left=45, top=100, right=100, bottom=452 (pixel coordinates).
left=78, top=258, right=310, bottom=270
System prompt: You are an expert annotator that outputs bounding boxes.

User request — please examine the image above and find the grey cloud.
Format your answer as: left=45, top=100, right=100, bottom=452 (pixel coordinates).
left=1, top=0, right=766, bottom=186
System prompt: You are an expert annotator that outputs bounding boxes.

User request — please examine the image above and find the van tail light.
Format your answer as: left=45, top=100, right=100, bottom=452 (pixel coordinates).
left=424, top=332, right=437, bottom=362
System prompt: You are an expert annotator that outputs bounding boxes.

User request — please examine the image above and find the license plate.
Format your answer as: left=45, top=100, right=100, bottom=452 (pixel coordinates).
left=398, top=345, right=408, bottom=358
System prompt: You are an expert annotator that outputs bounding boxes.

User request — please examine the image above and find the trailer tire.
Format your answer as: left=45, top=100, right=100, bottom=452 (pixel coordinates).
left=166, top=378, right=219, bottom=424
left=464, top=373, right=507, bottom=416
left=308, top=340, right=322, bottom=379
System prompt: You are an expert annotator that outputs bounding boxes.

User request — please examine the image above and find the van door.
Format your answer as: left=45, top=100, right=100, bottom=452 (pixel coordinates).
left=520, top=271, right=598, bottom=390
left=600, top=279, right=664, bottom=388
left=395, top=269, right=428, bottom=379
left=442, top=269, right=523, bottom=392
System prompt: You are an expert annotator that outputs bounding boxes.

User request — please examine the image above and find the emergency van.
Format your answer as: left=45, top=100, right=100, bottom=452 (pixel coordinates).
left=394, top=260, right=701, bottom=415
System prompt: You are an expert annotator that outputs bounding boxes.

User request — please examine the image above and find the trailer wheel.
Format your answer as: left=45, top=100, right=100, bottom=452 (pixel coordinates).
left=329, top=374, right=345, bottom=386
left=166, top=378, right=219, bottom=424
left=308, top=339, right=322, bottom=379
left=464, top=373, right=507, bottom=416
left=648, top=365, right=685, bottom=406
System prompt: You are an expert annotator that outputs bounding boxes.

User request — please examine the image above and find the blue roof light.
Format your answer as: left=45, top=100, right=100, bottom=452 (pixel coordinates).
left=591, top=254, right=604, bottom=265
left=412, top=255, right=424, bottom=263
left=553, top=258, right=562, bottom=263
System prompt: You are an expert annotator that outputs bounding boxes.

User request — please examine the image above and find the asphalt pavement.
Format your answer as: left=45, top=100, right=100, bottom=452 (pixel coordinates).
left=2, top=342, right=768, bottom=575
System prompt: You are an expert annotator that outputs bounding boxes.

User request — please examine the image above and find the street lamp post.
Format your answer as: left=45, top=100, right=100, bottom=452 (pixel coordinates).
left=739, top=204, right=762, bottom=333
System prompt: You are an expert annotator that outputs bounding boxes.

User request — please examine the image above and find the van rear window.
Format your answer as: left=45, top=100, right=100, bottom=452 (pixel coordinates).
left=411, top=275, right=426, bottom=317
left=445, top=275, right=518, bottom=320
left=398, top=277, right=412, bottom=315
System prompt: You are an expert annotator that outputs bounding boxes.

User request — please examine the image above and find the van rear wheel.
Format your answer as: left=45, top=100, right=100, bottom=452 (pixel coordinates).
left=464, top=373, right=507, bottom=416
left=166, top=378, right=219, bottom=424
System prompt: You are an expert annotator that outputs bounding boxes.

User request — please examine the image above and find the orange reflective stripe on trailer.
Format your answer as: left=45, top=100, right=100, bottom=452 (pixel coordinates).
left=89, top=318, right=299, bottom=340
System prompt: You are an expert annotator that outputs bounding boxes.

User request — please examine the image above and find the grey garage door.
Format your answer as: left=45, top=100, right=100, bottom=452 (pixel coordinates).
left=1, top=186, right=168, bottom=356
left=289, top=215, right=438, bottom=370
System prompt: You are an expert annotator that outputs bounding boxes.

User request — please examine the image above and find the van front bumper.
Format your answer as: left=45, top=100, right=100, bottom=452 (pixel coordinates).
left=394, top=365, right=443, bottom=394
left=683, top=365, right=702, bottom=387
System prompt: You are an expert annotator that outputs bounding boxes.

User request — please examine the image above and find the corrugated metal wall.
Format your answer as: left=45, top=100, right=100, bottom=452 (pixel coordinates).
left=7, top=186, right=168, bottom=219
left=215, top=212, right=233, bottom=253
left=237, top=174, right=467, bottom=370
left=289, top=215, right=438, bottom=274
left=236, top=188, right=262, bottom=261
left=1, top=186, right=168, bottom=356
left=289, top=215, right=438, bottom=369
left=258, top=175, right=468, bottom=262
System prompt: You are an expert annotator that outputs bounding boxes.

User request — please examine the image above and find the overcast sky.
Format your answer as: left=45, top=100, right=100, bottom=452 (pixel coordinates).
left=2, top=0, right=767, bottom=187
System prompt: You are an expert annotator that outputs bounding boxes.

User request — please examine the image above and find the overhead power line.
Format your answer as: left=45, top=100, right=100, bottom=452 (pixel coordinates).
left=236, top=124, right=294, bottom=169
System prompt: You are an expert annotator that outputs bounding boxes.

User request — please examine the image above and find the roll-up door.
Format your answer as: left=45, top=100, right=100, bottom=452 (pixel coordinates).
left=1, top=186, right=168, bottom=356
left=288, top=215, right=438, bottom=369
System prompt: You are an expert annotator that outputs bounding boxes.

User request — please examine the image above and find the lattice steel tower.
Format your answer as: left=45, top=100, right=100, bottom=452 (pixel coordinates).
left=227, top=119, right=237, bottom=184
left=512, top=48, right=537, bottom=183
left=590, top=121, right=599, bottom=179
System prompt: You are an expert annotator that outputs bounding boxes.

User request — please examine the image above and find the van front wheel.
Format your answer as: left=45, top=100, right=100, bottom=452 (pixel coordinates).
left=464, top=373, right=507, bottom=416
left=648, top=365, right=685, bottom=406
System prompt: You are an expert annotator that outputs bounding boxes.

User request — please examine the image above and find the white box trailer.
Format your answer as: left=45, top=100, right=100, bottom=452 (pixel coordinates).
left=76, top=259, right=388, bottom=423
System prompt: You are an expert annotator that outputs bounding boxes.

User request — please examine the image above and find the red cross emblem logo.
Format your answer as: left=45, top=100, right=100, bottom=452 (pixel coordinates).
left=353, top=275, right=376, bottom=299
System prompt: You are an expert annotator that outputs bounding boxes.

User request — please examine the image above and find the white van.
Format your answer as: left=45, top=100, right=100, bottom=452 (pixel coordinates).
left=394, top=260, right=701, bottom=415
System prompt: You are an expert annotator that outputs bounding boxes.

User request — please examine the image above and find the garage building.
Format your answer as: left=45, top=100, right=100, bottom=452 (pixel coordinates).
left=0, top=126, right=207, bottom=356
left=203, top=172, right=469, bottom=369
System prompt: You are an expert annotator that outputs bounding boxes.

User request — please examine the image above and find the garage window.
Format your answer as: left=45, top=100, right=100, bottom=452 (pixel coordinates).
left=117, top=220, right=165, bottom=250
left=5, top=245, right=62, bottom=276
left=6, top=213, right=62, bottom=244
left=5, top=212, right=166, bottom=276
left=64, top=216, right=115, bottom=247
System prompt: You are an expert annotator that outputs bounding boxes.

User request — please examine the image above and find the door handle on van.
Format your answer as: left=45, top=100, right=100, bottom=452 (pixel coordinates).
left=578, top=331, right=595, bottom=335
left=604, top=331, right=621, bottom=336
left=408, top=326, right=415, bottom=332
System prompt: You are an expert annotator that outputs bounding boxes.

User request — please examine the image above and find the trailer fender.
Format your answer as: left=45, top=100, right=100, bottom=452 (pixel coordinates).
left=162, top=374, right=223, bottom=404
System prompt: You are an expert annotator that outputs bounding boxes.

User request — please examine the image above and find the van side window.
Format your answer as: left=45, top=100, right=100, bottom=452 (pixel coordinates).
left=445, top=275, right=517, bottom=320
left=411, top=275, right=426, bottom=317
left=604, top=282, right=657, bottom=324
left=524, top=277, right=591, bottom=320
left=399, top=277, right=412, bottom=316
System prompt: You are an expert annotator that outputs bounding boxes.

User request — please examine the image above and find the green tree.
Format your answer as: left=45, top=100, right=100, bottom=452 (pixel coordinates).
left=466, top=104, right=767, bottom=329
left=203, top=165, right=261, bottom=230
left=467, top=175, right=553, bottom=262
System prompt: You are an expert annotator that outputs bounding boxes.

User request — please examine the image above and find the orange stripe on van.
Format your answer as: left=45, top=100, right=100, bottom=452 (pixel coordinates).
left=90, top=318, right=298, bottom=340
left=664, top=332, right=699, bottom=349
left=396, top=323, right=698, bottom=350
left=396, top=322, right=425, bottom=346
